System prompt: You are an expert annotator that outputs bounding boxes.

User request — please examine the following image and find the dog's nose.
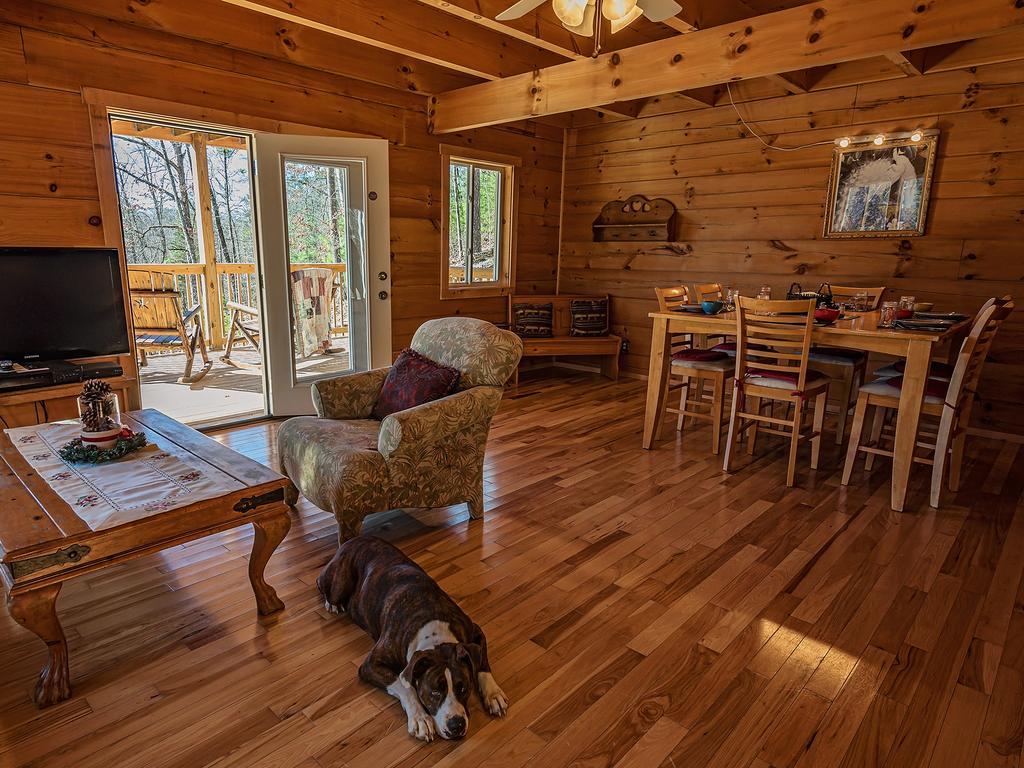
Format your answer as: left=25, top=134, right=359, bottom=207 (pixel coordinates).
left=446, top=715, right=467, bottom=738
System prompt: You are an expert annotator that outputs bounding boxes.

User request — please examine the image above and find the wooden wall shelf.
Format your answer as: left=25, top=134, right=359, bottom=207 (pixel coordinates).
left=592, top=195, right=678, bottom=242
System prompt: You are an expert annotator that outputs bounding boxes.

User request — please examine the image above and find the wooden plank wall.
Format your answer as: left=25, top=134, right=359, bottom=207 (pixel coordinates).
left=560, top=61, right=1024, bottom=430
left=0, top=2, right=561, bottom=358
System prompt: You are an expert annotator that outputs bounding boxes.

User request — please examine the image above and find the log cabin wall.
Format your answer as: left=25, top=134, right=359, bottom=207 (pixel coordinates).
left=559, top=61, right=1024, bottom=431
left=0, top=1, right=561, bottom=358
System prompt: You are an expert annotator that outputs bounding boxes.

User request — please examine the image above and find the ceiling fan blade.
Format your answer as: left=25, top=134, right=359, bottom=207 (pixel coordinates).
left=561, top=1, right=595, bottom=36
left=637, top=0, right=682, bottom=22
left=496, top=0, right=548, bottom=21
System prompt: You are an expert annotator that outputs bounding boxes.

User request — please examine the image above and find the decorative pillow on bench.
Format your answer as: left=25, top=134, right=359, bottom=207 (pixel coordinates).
left=371, top=348, right=460, bottom=420
left=569, top=298, right=609, bottom=337
left=512, top=303, right=553, bottom=338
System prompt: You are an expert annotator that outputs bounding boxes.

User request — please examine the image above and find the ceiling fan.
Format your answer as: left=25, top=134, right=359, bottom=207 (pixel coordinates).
left=497, top=0, right=683, bottom=50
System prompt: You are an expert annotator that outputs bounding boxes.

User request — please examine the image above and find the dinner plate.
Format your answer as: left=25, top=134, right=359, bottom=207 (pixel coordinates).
left=894, top=319, right=955, bottom=331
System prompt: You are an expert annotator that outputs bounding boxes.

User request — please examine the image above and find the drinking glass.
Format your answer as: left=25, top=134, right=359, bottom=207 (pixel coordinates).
left=855, top=290, right=869, bottom=311
left=899, top=295, right=916, bottom=313
left=757, top=285, right=772, bottom=300
left=879, top=301, right=898, bottom=328
left=726, top=288, right=740, bottom=310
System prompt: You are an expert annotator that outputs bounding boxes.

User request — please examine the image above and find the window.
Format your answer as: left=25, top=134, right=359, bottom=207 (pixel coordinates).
left=441, top=145, right=518, bottom=299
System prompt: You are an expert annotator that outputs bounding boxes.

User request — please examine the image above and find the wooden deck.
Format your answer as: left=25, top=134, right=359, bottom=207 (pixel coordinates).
left=2, top=372, right=1022, bottom=767
left=138, top=343, right=351, bottom=426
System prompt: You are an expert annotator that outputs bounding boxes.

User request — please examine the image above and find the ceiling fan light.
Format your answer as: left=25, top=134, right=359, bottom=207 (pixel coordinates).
left=561, top=1, right=595, bottom=35
left=609, top=4, right=643, bottom=31
left=552, top=0, right=589, bottom=26
left=602, top=0, right=638, bottom=20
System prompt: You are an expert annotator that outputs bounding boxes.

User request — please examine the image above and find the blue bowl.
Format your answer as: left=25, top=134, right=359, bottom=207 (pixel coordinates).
left=702, top=300, right=724, bottom=315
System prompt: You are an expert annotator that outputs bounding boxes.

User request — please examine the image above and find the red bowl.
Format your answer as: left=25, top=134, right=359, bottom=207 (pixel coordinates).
left=814, top=308, right=840, bottom=323
left=896, top=309, right=914, bottom=319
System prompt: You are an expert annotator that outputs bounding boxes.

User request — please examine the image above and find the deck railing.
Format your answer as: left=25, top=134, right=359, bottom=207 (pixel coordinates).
left=127, top=262, right=348, bottom=348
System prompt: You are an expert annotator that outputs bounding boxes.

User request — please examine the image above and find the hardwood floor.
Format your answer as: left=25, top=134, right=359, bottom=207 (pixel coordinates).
left=2, top=372, right=1023, bottom=768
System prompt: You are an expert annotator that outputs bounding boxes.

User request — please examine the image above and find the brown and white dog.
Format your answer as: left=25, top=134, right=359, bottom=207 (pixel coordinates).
left=317, top=535, right=509, bottom=742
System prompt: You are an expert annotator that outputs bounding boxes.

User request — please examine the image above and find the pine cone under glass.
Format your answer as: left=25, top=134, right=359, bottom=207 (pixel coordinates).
left=77, top=380, right=120, bottom=434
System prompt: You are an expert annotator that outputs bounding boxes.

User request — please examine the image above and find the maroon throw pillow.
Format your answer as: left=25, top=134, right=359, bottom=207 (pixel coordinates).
left=371, top=348, right=460, bottom=420
left=673, top=349, right=729, bottom=363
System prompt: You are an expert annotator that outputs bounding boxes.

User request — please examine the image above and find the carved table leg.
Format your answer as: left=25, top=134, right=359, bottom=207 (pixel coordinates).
left=8, top=584, right=71, bottom=708
left=249, top=510, right=291, bottom=616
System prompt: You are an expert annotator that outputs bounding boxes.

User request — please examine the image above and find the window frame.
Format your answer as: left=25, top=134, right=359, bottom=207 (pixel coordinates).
left=440, top=144, right=519, bottom=300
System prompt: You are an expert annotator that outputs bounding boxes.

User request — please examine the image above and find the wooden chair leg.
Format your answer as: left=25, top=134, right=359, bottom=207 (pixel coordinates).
left=138, top=348, right=148, bottom=367
left=834, top=365, right=856, bottom=445
left=786, top=401, right=803, bottom=487
left=722, top=383, right=742, bottom=473
left=677, top=376, right=690, bottom=432
left=842, top=393, right=869, bottom=486
left=864, top=405, right=886, bottom=471
left=948, top=431, right=966, bottom=492
left=811, top=391, right=826, bottom=470
left=746, top=396, right=761, bottom=456
left=711, top=372, right=725, bottom=455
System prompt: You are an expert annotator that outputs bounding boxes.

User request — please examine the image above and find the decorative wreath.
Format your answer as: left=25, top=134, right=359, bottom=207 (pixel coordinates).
left=58, top=431, right=148, bottom=464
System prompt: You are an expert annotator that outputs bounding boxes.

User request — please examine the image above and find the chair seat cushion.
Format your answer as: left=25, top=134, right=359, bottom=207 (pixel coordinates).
left=672, top=355, right=733, bottom=372
left=744, top=368, right=829, bottom=390
left=711, top=341, right=769, bottom=356
left=861, top=375, right=947, bottom=402
left=673, top=348, right=730, bottom=363
left=136, top=333, right=183, bottom=346
left=874, top=360, right=954, bottom=381
left=371, top=348, right=459, bottom=420
left=808, top=346, right=867, bottom=365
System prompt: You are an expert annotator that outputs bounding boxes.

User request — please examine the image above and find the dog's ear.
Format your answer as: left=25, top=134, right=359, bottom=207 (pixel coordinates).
left=400, top=650, right=435, bottom=690
left=456, top=643, right=483, bottom=677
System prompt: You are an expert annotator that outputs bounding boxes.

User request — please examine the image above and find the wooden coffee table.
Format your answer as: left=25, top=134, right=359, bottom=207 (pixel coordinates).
left=0, top=409, right=295, bottom=708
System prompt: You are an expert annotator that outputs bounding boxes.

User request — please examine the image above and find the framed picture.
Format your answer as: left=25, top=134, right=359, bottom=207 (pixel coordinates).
left=823, top=135, right=937, bottom=239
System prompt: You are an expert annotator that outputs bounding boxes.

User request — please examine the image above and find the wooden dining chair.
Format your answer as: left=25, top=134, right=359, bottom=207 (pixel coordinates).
left=723, top=297, right=830, bottom=486
left=695, top=282, right=724, bottom=302
left=842, top=300, right=1014, bottom=507
left=808, top=284, right=887, bottom=444
left=655, top=285, right=733, bottom=454
left=128, top=269, right=211, bottom=384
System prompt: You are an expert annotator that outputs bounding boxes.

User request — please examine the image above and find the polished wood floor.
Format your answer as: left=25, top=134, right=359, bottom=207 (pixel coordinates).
left=2, top=373, right=1023, bottom=768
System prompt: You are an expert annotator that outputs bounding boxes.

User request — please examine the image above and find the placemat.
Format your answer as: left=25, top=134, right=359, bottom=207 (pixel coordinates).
left=5, top=421, right=244, bottom=531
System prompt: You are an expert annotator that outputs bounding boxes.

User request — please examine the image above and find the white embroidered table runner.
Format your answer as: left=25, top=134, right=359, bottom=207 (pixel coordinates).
left=5, top=421, right=243, bottom=531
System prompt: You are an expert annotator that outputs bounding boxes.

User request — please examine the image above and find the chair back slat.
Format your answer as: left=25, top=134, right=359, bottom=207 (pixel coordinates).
left=655, top=285, right=691, bottom=312
left=830, top=284, right=886, bottom=310
left=128, top=269, right=185, bottom=337
left=944, top=299, right=1014, bottom=414
left=735, top=297, right=816, bottom=390
left=695, top=283, right=723, bottom=302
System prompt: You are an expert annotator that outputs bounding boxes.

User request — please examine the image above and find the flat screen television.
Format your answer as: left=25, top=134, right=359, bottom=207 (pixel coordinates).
left=0, top=247, right=130, bottom=362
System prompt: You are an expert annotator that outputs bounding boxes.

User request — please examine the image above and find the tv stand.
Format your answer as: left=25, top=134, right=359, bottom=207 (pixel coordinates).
left=0, top=355, right=137, bottom=429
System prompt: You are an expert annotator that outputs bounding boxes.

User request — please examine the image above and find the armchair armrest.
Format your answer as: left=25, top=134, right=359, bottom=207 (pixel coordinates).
left=182, top=304, right=203, bottom=326
left=378, top=386, right=503, bottom=459
left=312, top=367, right=389, bottom=419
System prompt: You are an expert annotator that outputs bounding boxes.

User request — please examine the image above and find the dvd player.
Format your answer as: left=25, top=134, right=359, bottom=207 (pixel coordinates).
left=0, top=360, right=124, bottom=394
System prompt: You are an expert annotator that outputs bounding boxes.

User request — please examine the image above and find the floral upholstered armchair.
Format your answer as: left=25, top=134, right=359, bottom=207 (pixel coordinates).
left=277, top=318, right=523, bottom=541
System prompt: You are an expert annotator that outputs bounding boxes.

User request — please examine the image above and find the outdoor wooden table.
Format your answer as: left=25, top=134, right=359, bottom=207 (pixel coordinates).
left=643, top=309, right=971, bottom=512
left=0, top=409, right=294, bottom=708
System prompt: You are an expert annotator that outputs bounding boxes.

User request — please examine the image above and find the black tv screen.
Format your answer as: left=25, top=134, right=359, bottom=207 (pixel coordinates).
left=0, top=247, right=130, bottom=362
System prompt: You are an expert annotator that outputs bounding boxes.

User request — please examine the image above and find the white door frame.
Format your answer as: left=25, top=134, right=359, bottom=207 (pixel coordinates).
left=253, top=134, right=392, bottom=416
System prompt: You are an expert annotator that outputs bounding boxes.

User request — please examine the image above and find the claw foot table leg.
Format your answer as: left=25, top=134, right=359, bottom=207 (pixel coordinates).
left=249, top=510, right=291, bottom=616
left=8, top=584, right=71, bottom=708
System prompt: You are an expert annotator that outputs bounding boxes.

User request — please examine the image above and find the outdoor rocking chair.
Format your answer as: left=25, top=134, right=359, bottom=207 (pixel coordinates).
left=221, top=300, right=263, bottom=370
left=128, top=269, right=211, bottom=384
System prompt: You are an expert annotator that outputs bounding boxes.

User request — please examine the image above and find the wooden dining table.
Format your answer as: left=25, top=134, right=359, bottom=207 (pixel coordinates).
left=643, top=309, right=971, bottom=512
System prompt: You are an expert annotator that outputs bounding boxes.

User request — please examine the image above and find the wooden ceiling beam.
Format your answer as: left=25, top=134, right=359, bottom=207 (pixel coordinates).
left=218, top=0, right=565, bottom=80
left=884, top=50, right=927, bottom=76
left=429, top=0, right=1024, bottom=132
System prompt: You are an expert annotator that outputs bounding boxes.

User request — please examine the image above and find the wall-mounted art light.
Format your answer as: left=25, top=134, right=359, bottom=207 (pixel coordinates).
left=833, top=129, right=937, bottom=148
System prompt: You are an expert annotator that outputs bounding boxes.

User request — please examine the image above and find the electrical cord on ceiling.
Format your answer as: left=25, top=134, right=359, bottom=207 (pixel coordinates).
left=726, top=82, right=835, bottom=153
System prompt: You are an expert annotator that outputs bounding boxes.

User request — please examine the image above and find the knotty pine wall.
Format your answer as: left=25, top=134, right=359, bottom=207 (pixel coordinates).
left=560, top=60, right=1024, bottom=430
left=0, top=2, right=561, bottom=358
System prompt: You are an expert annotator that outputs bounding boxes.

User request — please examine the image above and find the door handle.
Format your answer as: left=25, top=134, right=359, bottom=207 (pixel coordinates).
left=378, top=290, right=389, bottom=300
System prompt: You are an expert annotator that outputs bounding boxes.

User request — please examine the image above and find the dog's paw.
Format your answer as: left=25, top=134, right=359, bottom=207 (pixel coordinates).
left=408, top=711, right=437, bottom=742
left=323, top=599, right=344, bottom=615
left=478, top=673, right=509, bottom=717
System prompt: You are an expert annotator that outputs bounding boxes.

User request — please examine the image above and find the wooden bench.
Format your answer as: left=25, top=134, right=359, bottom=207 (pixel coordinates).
left=508, top=294, right=621, bottom=385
